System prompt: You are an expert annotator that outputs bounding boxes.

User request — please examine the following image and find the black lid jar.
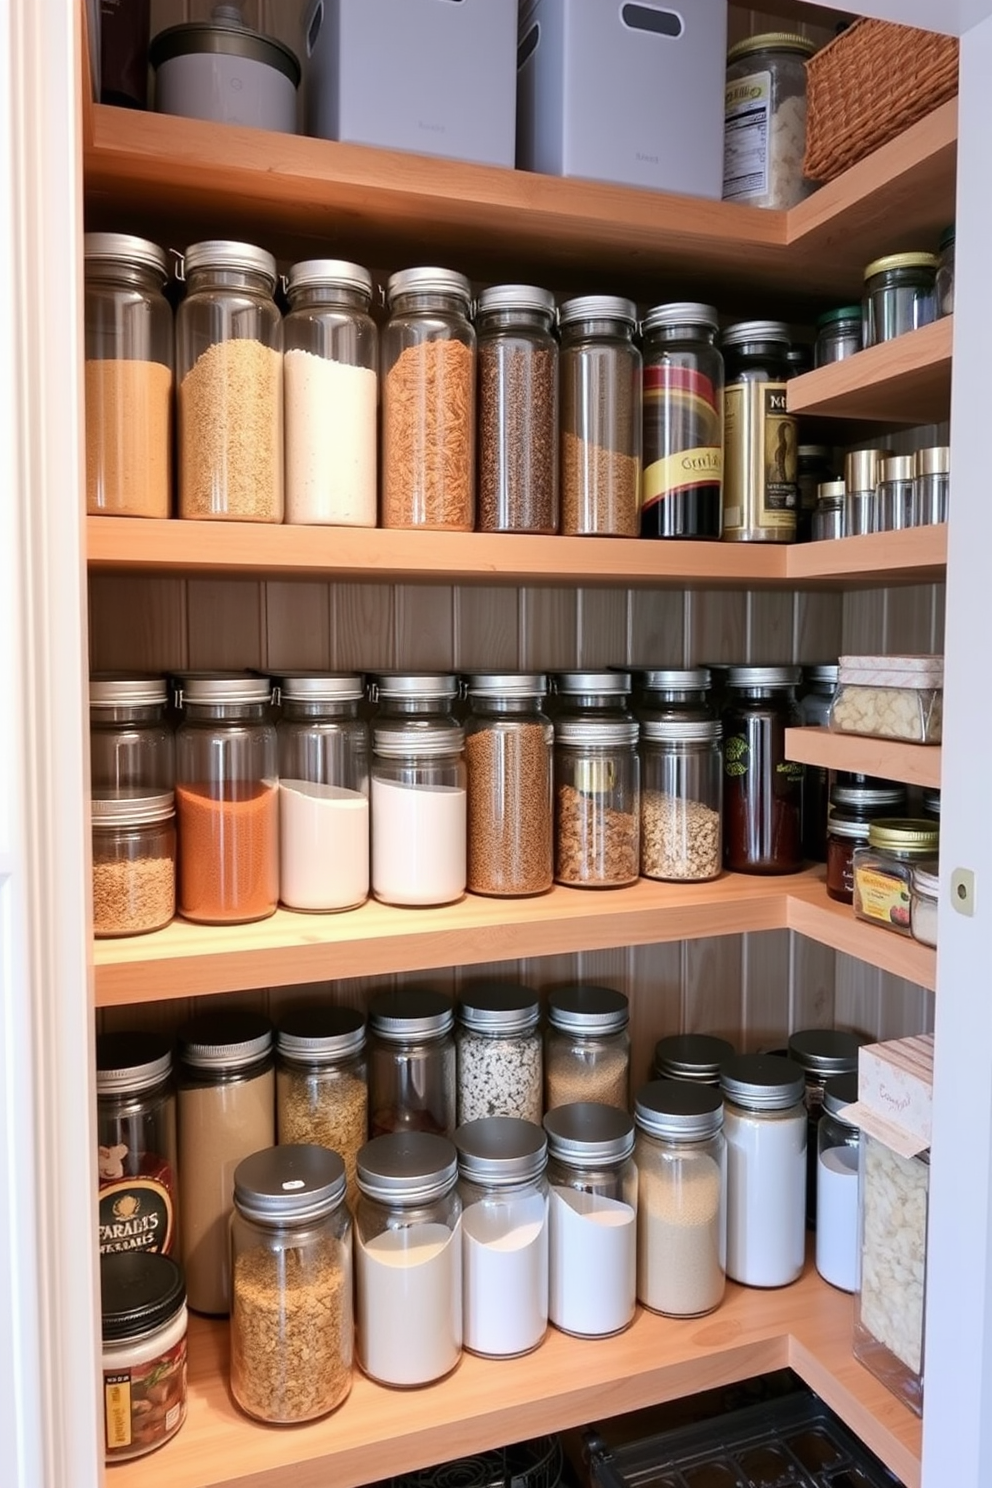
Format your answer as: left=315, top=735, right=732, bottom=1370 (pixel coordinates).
left=722, top=665, right=804, bottom=874
left=100, top=1251, right=187, bottom=1461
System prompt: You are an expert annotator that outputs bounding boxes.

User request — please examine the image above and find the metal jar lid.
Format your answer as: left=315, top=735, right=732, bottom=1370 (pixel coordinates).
left=831, top=780, right=906, bottom=811
left=149, top=15, right=301, bottom=85
left=826, top=811, right=872, bottom=843
left=356, top=1132, right=459, bottom=1204
left=373, top=721, right=464, bottom=758
left=635, top=668, right=711, bottom=692
left=369, top=988, right=455, bottom=1041
left=913, top=861, right=940, bottom=896
left=559, top=295, right=637, bottom=328
left=634, top=1080, right=724, bottom=1141
left=182, top=239, right=278, bottom=286
left=719, top=1054, right=805, bottom=1110
left=542, top=1102, right=635, bottom=1165
left=726, top=665, right=801, bottom=689
left=454, top=1116, right=548, bottom=1185
left=458, top=983, right=540, bottom=1036
left=277, top=1006, right=366, bottom=1061
left=371, top=672, right=459, bottom=701
left=101, top=1252, right=186, bottom=1342
left=84, top=233, right=169, bottom=281
left=845, top=448, right=892, bottom=493
left=277, top=672, right=365, bottom=703
left=787, top=1028, right=864, bottom=1078
left=466, top=672, right=548, bottom=699
left=816, top=305, right=861, bottom=330
left=387, top=267, right=472, bottom=307
left=822, top=1072, right=860, bottom=1124
left=547, top=985, right=629, bottom=1036
left=922, top=787, right=941, bottom=817
left=96, top=1031, right=173, bottom=1095
left=641, top=302, right=719, bottom=335
left=640, top=717, right=721, bottom=744
left=233, top=1144, right=346, bottom=1223
left=727, top=31, right=818, bottom=63
left=476, top=284, right=556, bottom=318
left=864, top=251, right=940, bottom=280
left=555, top=717, right=639, bottom=747
left=914, top=446, right=950, bottom=477
left=285, top=259, right=372, bottom=298
left=817, top=481, right=846, bottom=504
left=177, top=1010, right=273, bottom=1070
left=90, top=673, right=169, bottom=708
left=91, top=789, right=176, bottom=827
left=880, top=454, right=915, bottom=483
left=554, top=670, right=631, bottom=696
left=177, top=674, right=273, bottom=707
left=867, top=818, right=940, bottom=853
left=804, top=665, right=839, bottom=689
left=798, top=445, right=832, bottom=460
left=721, top=320, right=791, bottom=350
left=654, top=1033, right=736, bottom=1082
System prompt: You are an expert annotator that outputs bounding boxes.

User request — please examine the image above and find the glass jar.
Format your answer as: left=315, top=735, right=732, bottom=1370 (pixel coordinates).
left=815, top=1072, right=860, bottom=1294
left=936, top=224, right=955, bottom=316
left=721, top=322, right=797, bottom=543
left=814, top=306, right=862, bottom=368
left=476, top=284, right=559, bottom=534
left=176, top=1011, right=275, bottom=1316
left=92, top=789, right=176, bottom=937
left=796, top=445, right=834, bottom=544
left=174, top=675, right=278, bottom=924
left=640, top=718, right=722, bottom=882
left=455, top=1116, right=549, bottom=1358
left=719, top=1054, right=807, bottom=1287
left=640, top=302, right=724, bottom=540
left=84, top=233, right=173, bottom=519
left=722, top=666, right=804, bottom=874
left=551, top=669, right=632, bottom=724
left=230, top=1144, right=353, bottom=1423
left=853, top=819, right=940, bottom=936
left=354, top=1132, right=462, bottom=1386
left=559, top=295, right=641, bottom=537
left=787, top=1028, right=864, bottom=1230
left=370, top=670, right=461, bottom=726
left=811, top=480, right=846, bottom=541
left=653, top=1033, right=736, bottom=1085
left=276, top=1006, right=368, bottom=1205
left=464, top=672, right=553, bottom=897
left=543, top=1102, right=637, bottom=1338
left=176, top=239, right=283, bottom=522
left=633, top=668, right=714, bottom=726
left=90, top=674, right=174, bottom=793
left=634, top=1080, right=727, bottom=1317
left=922, top=787, right=941, bottom=821
left=554, top=715, right=640, bottom=887
left=785, top=342, right=813, bottom=379
left=276, top=673, right=369, bottom=912
left=381, top=266, right=475, bottom=530
left=799, top=662, right=839, bottom=864
left=100, top=1252, right=187, bottom=1462
left=456, top=982, right=543, bottom=1126
left=96, top=1032, right=178, bottom=1258
left=368, top=988, right=456, bottom=1139
left=915, top=446, right=950, bottom=526
left=863, top=252, right=939, bottom=347
left=910, top=862, right=939, bottom=948
left=545, top=985, right=630, bottom=1112
left=370, top=720, right=466, bottom=907
left=844, top=447, right=890, bottom=538
left=877, top=454, right=918, bottom=531
left=283, top=259, right=377, bottom=527
left=723, top=34, right=817, bottom=209
left=826, top=778, right=908, bottom=904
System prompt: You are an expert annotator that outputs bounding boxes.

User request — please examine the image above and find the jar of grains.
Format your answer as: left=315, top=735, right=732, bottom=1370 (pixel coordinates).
left=230, top=1145, right=353, bottom=1423
left=721, top=321, right=798, bottom=543
left=90, top=673, right=174, bottom=793
left=454, top=1116, right=550, bottom=1359
left=853, top=819, right=940, bottom=936
left=96, top=1031, right=178, bottom=1258
left=283, top=259, right=377, bottom=527
left=368, top=988, right=456, bottom=1139
left=719, top=1054, right=806, bottom=1288
left=475, top=284, right=559, bottom=533
left=722, top=665, right=804, bottom=874
left=174, top=675, right=279, bottom=924
left=276, top=672, right=369, bottom=912
left=640, top=716, right=722, bottom=882
left=456, top=982, right=543, bottom=1126
left=84, top=233, right=173, bottom=519
left=545, top=985, right=630, bottom=1112
left=381, top=266, right=475, bottom=530
left=100, top=1252, right=187, bottom=1462
left=862, top=252, right=939, bottom=347
left=723, top=34, right=817, bottom=209
left=176, top=239, right=283, bottom=522
left=464, top=671, right=554, bottom=897
left=354, top=1132, right=462, bottom=1387
left=92, top=790, right=177, bottom=938
left=787, top=1028, right=864, bottom=1230
left=815, top=1072, right=860, bottom=1294
left=558, top=295, right=641, bottom=537
left=653, top=1032, right=736, bottom=1085
left=554, top=711, right=640, bottom=888
left=176, top=1011, right=275, bottom=1315
left=370, top=719, right=466, bottom=907
left=634, top=1080, right=727, bottom=1317
left=276, top=1006, right=368, bottom=1205
left=640, top=302, right=724, bottom=540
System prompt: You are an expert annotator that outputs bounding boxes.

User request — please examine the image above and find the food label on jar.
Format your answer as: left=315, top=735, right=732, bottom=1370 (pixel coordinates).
left=642, top=447, right=723, bottom=512
left=723, top=72, right=771, bottom=201
left=723, top=383, right=797, bottom=537
left=855, top=867, right=912, bottom=930
left=98, top=1157, right=176, bottom=1256
left=574, top=758, right=617, bottom=795
left=104, top=1336, right=187, bottom=1456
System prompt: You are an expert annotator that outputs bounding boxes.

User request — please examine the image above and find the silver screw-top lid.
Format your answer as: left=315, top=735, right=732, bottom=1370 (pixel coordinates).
left=368, top=988, right=455, bottom=1041
left=559, top=294, right=637, bottom=327
left=634, top=1079, right=724, bottom=1140
left=542, top=1102, right=635, bottom=1165
left=96, top=1032, right=172, bottom=1095
left=719, top=1053, right=805, bottom=1110
left=476, top=284, right=556, bottom=317
left=787, top=1028, right=864, bottom=1078
left=177, top=1010, right=273, bottom=1071
left=90, top=673, right=169, bottom=708
left=373, top=721, right=464, bottom=758
left=356, top=1132, right=459, bottom=1204
left=84, top=233, right=169, bottom=281
left=183, top=239, right=277, bottom=285
left=826, top=811, right=872, bottom=842
left=721, top=320, right=791, bottom=349
left=642, top=302, right=719, bottom=334
left=285, top=259, right=372, bottom=297
left=634, top=668, right=711, bottom=692
left=277, top=673, right=365, bottom=702
left=276, top=1006, right=366, bottom=1061
left=387, top=267, right=472, bottom=306
left=654, top=1033, right=736, bottom=1083
left=554, top=717, right=639, bottom=747
left=91, top=789, right=175, bottom=826
left=831, top=780, right=906, bottom=811
left=726, top=665, right=802, bottom=690
left=466, top=672, right=548, bottom=699
left=458, top=983, right=540, bottom=1036
left=177, top=674, right=273, bottom=707
left=547, top=985, right=629, bottom=1036
left=454, top=1116, right=548, bottom=1185
left=640, top=718, right=721, bottom=743
left=371, top=672, right=460, bottom=701
left=822, top=1072, right=860, bottom=1123
left=804, top=664, right=839, bottom=686
left=233, top=1144, right=346, bottom=1223
left=554, top=670, right=631, bottom=696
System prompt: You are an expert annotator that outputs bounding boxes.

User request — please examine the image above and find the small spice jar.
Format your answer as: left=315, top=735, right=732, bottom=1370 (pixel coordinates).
left=653, top=1033, right=736, bottom=1085
left=853, top=819, right=940, bottom=936
left=554, top=710, right=640, bottom=888
left=96, top=1031, right=178, bottom=1257
left=640, top=302, right=724, bottom=540
left=370, top=719, right=467, bottom=907
left=456, top=982, right=543, bottom=1126
left=936, top=224, right=955, bottom=316
left=92, top=789, right=177, bottom=938
left=90, top=673, right=174, bottom=793
left=720, top=1054, right=807, bottom=1288
left=464, top=672, right=553, bottom=897
left=455, top=1116, right=550, bottom=1358
left=722, top=666, right=804, bottom=874
left=559, top=295, right=641, bottom=537
left=475, top=284, right=558, bottom=534
left=844, top=447, right=891, bottom=538
left=543, top=1102, right=637, bottom=1338
left=797, top=445, right=834, bottom=543
left=354, top=1132, right=462, bottom=1386
left=723, top=34, right=817, bottom=209
left=914, top=446, right=950, bottom=526
left=101, top=1252, right=187, bottom=1462
left=815, top=1072, right=860, bottom=1294
left=814, top=306, right=862, bottom=368
left=275, top=1006, right=368, bottom=1204
left=721, top=322, right=798, bottom=543
left=545, top=984, right=630, bottom=1112
left=811, top=480, right=845, bottom=541
left=910, top=862, right=939, bottom=948
left=863, top=252, right=939, bottom=347
left=230, top=1144, right=353, bottom=1424
left=825, top=778, right=907, bottom=905
left=787, top=1028, right=864, bottom=1230
left=368, top=988, right=456, bottom=1138
left=381, top=266, right=476, bottom=530
left=640, top=718, right=722, bottom=882
left=877, top=454, right=918, bottom=531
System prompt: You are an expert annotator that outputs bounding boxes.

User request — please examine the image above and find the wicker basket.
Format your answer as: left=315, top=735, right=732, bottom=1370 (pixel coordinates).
left=803, top=17, right=958, bottom=184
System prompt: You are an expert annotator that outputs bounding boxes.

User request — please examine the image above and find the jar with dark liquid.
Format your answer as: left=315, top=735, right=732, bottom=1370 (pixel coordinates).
left=722, top=666, right=803, bottom=874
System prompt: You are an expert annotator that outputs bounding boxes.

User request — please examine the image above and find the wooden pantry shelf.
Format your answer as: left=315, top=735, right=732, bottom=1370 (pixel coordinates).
left=787, top=872, right=937, bottom=990
left=787, top=524, right=947, bottom=587
left=785, top=727, right=942, bottom=790
left=787, top=318, right=953, bottom=426
left=105, top=1259, right=921, bottom=1488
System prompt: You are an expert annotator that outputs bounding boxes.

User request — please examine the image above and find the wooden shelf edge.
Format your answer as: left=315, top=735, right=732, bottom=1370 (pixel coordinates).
left=785, top=525, right=947, bottom=586
left=785, top=727, right=942, bottom=790
left=787, top=875, right=937, bottom=990
left=787, top=319, right=952, bottom=425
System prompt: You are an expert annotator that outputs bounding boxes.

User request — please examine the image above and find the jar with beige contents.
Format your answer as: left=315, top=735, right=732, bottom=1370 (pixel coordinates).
left=276, top=1006, right=368, bottom=1206
left=545, top=985, right=630, bottom=1112
left=464, top=672, right=553, bottom=897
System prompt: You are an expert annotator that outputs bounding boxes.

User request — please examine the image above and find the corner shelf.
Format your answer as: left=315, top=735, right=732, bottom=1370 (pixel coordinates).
left=787, top=318, right=953, bottom=426
left=785, top=727, right=942, bottom=790
left=786, top=876, right=937, bottom=990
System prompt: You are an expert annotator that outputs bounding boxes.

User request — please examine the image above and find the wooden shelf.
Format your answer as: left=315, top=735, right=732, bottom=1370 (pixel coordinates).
left=105, top=1259, right=921, bottom=1488
left=785, top=727, right=942, bottom=789
left=787, top=524, right=947, bottom=588
left=788, top=318, right=953, bottom=426
left=787, top=872, right=937, bottom=991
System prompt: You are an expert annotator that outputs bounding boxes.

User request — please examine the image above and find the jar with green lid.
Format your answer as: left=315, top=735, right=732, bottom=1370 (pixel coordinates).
left=559, top=295, right=641, bottom=537
left=815, top=306, right=862, bottom=368
left=863, top=252, right=939, bottom=347
left=640, top=302, right=723, bottom=540
left=936, top=225, right=955, bottom=316
left=723, top=34, right=817, bottom=210
left=853, top=819, right=940, bottom=936
left=721, top=321, right=797, bottom=543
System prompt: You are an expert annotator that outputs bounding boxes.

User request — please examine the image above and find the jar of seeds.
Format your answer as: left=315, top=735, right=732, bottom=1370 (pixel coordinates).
left=640, top=717, right=722, bottom=882
left=456, top=982, right=543, bottom=1125
left=464, top=672, right=553, bottom=897
left=276, top=1007, right=369, bottom=1205
left=545, top=985, right=630, bottom=1112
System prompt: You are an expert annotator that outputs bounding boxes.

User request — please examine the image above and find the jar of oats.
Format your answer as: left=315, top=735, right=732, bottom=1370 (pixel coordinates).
left=554, top=713, right=640, bottom=888
left=276, top=1007, right=368, bottom=1205
left=640, top=718, right=722, bottom=882
left=545, top=985, right=630, bottom=1113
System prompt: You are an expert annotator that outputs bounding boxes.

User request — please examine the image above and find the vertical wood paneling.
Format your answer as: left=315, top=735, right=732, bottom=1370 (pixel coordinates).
left=88, top=575, right=187, bottom=671
left=788, top=933, right=836, bottom=1032
left=186, top=579, right=263, bottom=668
left=792, top=591, right=843, bottom=664
left=930, top=582, right=947, bottom=653
left=746, top=590, right=794, bottom=663
left=683, top=936, right=744, bottom=1047
left=393, top=585, right=456, bottom=668
left=575, top=589, right=627, bottom=667
left=742, top=929, right=791, bottom=1050
left=265, top=581, right=331, bottom=671
left=626, top=589, right=684, bottom=666
left=628, top=942, right=685, bottom=1089
left=876, top=974, right=935, bottom=1042
left=834, top=953, right=882, bottom=1040
left=883, top=584, right=940, bottom=655
left=331, top=583, right=395, bottom=671
left=842, top=587, right=887, bottom=654
left=453, top=587, right=519, bottom=671
left=519, top=588, right=578, bottom=670
left=686, top=589, right=748, bottom=666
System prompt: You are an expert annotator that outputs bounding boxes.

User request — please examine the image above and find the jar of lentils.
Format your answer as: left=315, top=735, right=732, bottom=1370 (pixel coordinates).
left=456, top=982, right=543, bottom=1125
left=554, top=710, right=640, bottom=887
left=464, top=672, right=553, bottom=897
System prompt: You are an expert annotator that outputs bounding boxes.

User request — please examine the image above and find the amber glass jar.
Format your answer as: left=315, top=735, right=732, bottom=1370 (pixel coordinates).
left=722, top=666, right=803, bottom=874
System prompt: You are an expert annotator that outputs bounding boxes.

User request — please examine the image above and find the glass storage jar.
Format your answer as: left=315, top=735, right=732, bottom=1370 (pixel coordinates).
left=634, top=1081, right=726, bottom=1317
left=814, top=306, right=862, bottom=368
left=84, top=232, right=173, bottom=519
left=370, top=719, right=466, bottom=906
left=910, top=862, right=939, bottom=948
left=915, top=446, right=949, bottom=526
left=559, top=295, right=641, bottom=537
left=176, top=239, right=283, bottom=522
left=633, top=668, right=714, bottom=726
left=354, top=1132, right=462, bottom=1386
left=799, top=662, right=839, bottom=864
left=455, top=1116, right=549, bottom=1358
left=90, top=674, right=174, bottom=793
left=654, top=1033, right=736, bottom=1085
left=552, top=669, right=632, bottom=725
left=796, top=445, right=834, bottom=544
left=92, top=790, right=176, bottom=938
left=852, top=819, right=941, bottom=936
left=554, top=714, right=640, bottom=887
left=721, top=321, right=797, bottom=543
left=863, top=252, right=939, bottom=347
left=825, top=777, right=907, bottom=905
left=276, top=672, right=369, bottom=912
left=722, top=665, right=804, bottom=874
left=368, top=988, right=456, bottom=1139
left=787, top=1028, right=864, bottom=1230
left=283, top=259, right=377, bottom=527
left=811, top=480, right=845, bottom=540
left=464, top=672, right=553, bottom=897
left=381, top=266, right=475, bottom=530
left=100, top=1252, right=187, bottom=1463
left=456, top=982, right=543, bottom=1126
left=476, top=284, right=558, bottom=534
left=174, top=674, right=278, bottom=924
left=640, top=302, right=724, bottom=540
left=276, top=1006, right=368, bottom=1205
left=369, top=670, right=461, bottom=729
left=640, top=718, right=722, bottom=882
left=877, top=454, right=918, bottom=531
left=230, top=1144, right=353, bottom=1423
left=545, top=985, right=630, bottom=1112
left=844, top=447, right=890, bottom=538
left=723, top=34, right=817, bottom=209
left=815, top=1072, right=860, bottom=1294
left=785, top=342, right=813, bottom=379
left=936, top=224, right=955, bottom=316
left=720, top=1054, right=807, bottom=1288
left=543, top=1102, right=637, bottom=1338
left=96, top=1031, right=178, bottom=1258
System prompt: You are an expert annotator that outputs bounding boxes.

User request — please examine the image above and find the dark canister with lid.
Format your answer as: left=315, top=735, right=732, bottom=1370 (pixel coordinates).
left=721, top=321, right=797, bottom=543
left=640, top=301, right=724, bottom=540
left=826, top=777, right=908, bottom=904
left=798, top=662, right=839, bottom=864
left=796, top=445, right=834, bottom=544
left=787, top=1028, right=865, bottom=1229
left=815, top=306, right=862, bottom=368
left=653, top=1032, right=736, bottom=1085
left=368, top=988, right=456, bottom=1138
left=101, top=1252, right=188, bottom=1462
left=720, top=1054, right=807, bottom=1287
left=722, top=665, right=804, bottom=874
left=96, top=1032, right=178, bottom=1258
left=545, top=984, right=630, bottom=1112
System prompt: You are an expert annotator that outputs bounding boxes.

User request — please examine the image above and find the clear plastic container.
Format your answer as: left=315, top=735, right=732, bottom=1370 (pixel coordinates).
left=96, top=1031, right=178, bottom=1258
left=90, top=674, right=174, bottom=793
left=723, top=34, right=817, bottom=209
left=936, top=224, right=955, bottom=316
left=863, top=252, right=939, bottom=347
left=92, top=790, right=176, bottom=937
left=814, top=306, right=862, bottom=368
left=464, top=672, right=553, bottom=897
left=877, top=454, right=918, bottom=531
left=852, top=819, right=941, bottom=936
left=456, top=982, right=543, bottom=1126
left=911, top=862, right=939, bottom=948
left=370, top=720, right=466, bottom=906
left=721, top=321, right=797, bottom=543
left=640, top=718, right=722, bottom=882
left=640, top=302, right=724, bottom=540
left=830, top=654, right=944, bottom=743
left=554, top=715, right=640, bottom=887
left=787, top=1029, right=863, bottom=1230
left=100, top=1252, right=187, bottom=1462
left=653, top=1033, right=736, bottom=1085
left=545, top=985, right=630, bottom=1112
left=815, top=1072, right=860, bottom=1294
left=720, top=1054, right=807, bottom=1288
left=914, top=446, right=949, bottom=526
left=722, top=666, right=804, bottom=874
left=368, top=988, right=456, bottom=1139
left=276, top=1007, right=368, bottom=1204
left=559, top=295, right=641, bottom=536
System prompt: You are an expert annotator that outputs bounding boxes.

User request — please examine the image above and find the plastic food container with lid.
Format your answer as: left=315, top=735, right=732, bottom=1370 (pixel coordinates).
left=863, top=251, right=939, bottom=346
left=852, top=819, right=940, bottom=936
left=150, top=7, right=300, bottom=132
left=830, top=654, right=943, bottom=743
left=723, top=33, right=818, bottom=209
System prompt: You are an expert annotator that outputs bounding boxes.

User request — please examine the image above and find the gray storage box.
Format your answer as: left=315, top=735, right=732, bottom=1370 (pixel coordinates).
left=516, top=0, right=727, bottom=197
left=304, top=0, right=518, bottom=168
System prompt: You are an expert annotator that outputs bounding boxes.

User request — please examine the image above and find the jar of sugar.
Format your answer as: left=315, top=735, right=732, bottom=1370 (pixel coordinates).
left=719, top=1054, right=806, bottom=1288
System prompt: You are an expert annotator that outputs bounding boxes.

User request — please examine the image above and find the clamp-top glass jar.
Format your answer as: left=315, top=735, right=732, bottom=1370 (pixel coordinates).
left=276, top=1007, right=368, bottom=1205
left=84, top=233, right=173, bottom=519
left=90, top=674, right=174, bottom=794
left=456, top=982, right=543, bottom=1125
left=176, top=239, right=283, bottom=522
left=723, top=34, right=817, bottom=209
left=863, top=252, right=939, bottom=346
left=381, top=266, right=476, bottom=530
left=640, top=302, right=724, bottom=540
left=283, top=259, right=377, bottom=527
left=368, top=988, right=456, bottom=1139
left=640, top=716, right=722, bottom=883
left=722, top=665, right=804, bottom=874
left=96, top=1031, right=178, bottom=1258
left=464, top=672, right=553, bottom=898
left=722, top=321, right=798, bottom=543
left=545, top=985, right=630, bottom=1112
left=559, top=295, right=641, bottom=537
